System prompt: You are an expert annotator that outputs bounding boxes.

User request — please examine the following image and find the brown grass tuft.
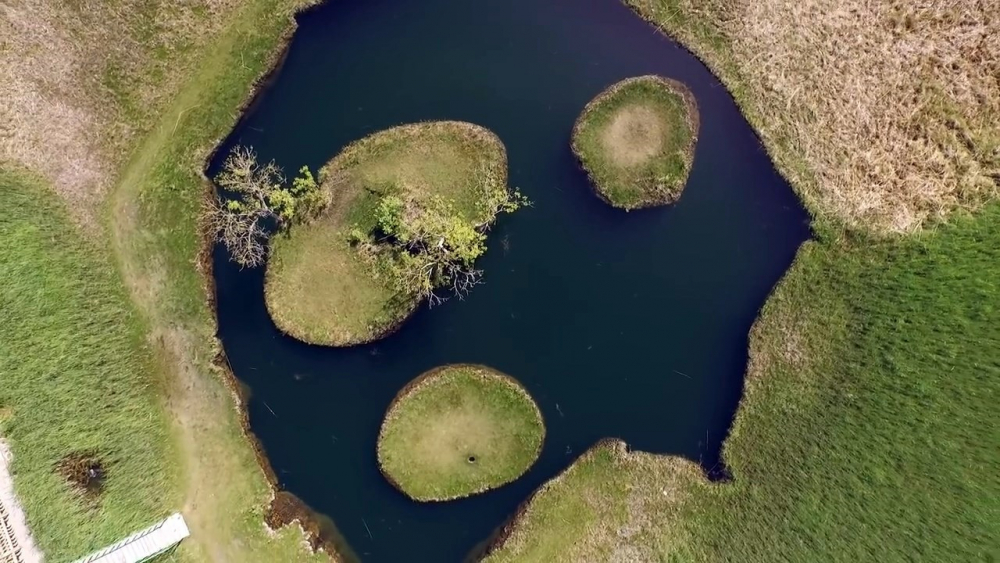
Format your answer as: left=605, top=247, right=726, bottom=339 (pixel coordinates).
left=601, top=106, right=666, bottom=166
left=630, top=0, right=1000, bottom=232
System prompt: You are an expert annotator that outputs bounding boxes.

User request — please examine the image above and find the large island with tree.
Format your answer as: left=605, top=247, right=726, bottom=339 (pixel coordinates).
left=211, top=121, right=525, bottom=347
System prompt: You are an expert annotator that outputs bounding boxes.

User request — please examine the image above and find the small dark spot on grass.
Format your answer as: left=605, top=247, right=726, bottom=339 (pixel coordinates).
left=57, top=451, right=106, bottom=499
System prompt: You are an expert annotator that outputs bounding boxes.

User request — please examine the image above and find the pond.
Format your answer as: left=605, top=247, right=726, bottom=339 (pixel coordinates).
left=209, top=0, right=810, bottom=560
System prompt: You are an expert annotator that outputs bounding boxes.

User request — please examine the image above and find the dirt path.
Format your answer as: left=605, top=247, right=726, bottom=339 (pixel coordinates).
left=105, top=2, right=326, bottom=560
left=0, top=441, right=43, bottom=563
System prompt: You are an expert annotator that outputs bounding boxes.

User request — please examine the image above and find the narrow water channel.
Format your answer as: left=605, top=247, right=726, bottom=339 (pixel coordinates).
left=210, top=0, right=810, bottom=560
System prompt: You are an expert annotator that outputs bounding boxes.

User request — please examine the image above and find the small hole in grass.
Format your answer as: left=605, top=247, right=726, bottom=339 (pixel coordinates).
left=467, top=456, right=477, bottom=464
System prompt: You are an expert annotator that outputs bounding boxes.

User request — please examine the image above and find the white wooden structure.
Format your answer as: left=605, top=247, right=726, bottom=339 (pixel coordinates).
left=0, top=500, right=21, bottom=563
left=72, top=513, right=190, bottom=563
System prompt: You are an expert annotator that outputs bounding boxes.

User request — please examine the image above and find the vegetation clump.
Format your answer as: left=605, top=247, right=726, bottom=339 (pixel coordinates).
left=572, top=75, right=699, bottom=209
left=264, top=121, right=524, bottom=346
left=377, top=364, right=545, bottom=502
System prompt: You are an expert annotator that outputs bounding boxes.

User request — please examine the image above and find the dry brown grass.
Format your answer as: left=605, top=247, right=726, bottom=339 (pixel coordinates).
left=601, top=106, right=666, bottom=166
left=630, top=0, right=1000, bottom=232
left=0, top=0, right=239, bottom=224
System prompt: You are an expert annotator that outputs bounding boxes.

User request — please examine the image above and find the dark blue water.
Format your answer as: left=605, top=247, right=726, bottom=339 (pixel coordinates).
left=210, top=0, right=810, bottom=560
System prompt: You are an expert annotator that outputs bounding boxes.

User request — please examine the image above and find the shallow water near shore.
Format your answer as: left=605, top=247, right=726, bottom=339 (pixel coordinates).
left=209, top=0, right=810, bottom=560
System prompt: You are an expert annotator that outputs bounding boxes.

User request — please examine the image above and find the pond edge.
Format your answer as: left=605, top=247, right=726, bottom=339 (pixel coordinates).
left=196, top=2, right=349, bottom=560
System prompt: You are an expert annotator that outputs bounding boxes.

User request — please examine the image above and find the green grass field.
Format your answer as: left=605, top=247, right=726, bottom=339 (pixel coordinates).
left=488, top=202, right=1000, bottom=562
left=265, top=121, right=508, bottom=346
left=0, top=169, right=180, bottom=562
left=104, top=0, right=336, bottom=558
left=572, top=75, right=698, bottom=209
left=688, top=211, right=1000, bottom=560
left=377, top=365, right=545, bottom=501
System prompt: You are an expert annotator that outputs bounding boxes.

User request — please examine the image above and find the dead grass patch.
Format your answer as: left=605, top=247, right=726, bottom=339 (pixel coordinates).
left=0, top=0, right=242, bottom=225
left=627, top=0, right=1000, bottom=232
left=56, top=452, right=106, bottom=500
left=377, top=364, right=544, bottom=502
left=601, top=106, right=666, bottom=166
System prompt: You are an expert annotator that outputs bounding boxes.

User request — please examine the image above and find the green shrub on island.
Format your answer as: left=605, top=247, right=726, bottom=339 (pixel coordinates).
left=377, top=364, right=545, bottom=502
left=572, top=75, right=699, bottom=209
left=259, top=121, right=524, bottom=346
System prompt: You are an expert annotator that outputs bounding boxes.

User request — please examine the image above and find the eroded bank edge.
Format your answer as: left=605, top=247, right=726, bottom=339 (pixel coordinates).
left=191, top=3, right=352, bottom=560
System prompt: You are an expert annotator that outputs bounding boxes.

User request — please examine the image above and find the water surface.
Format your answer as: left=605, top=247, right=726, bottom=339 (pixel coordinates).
left=210, top=0, right=810, bottom=560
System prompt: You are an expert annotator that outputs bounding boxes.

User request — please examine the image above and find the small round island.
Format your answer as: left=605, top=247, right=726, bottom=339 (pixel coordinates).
left=377, top=364, right=545, bottom=502
left=572, top=75, right=699, bottom=209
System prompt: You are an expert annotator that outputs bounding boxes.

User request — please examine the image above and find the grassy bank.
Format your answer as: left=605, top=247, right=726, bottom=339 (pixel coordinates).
left=625, top=0, right=999, bottom=233
left=487, top=440, right=704, bottom=562
left=378, top=365, right=545, bottom=502
left=265, top=121, right=510, bottom=346
left=572, top=75, right=698, bottom=209
left=0, top=169, right=179, bottom=562
left=488, top=1, right=1000, bottom=559
left=2, top=0, right=334, bottom=560
left=105, top=0, right=336, bottom=558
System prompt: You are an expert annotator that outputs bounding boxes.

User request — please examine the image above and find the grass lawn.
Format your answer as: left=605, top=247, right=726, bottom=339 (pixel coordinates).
left=0, top=169, right=180, bottom=562
left=265, top=121, right=509, bottom=346
left=572, top=75, right=698, bottom=209
left=377, top=365, right=545, bottom=502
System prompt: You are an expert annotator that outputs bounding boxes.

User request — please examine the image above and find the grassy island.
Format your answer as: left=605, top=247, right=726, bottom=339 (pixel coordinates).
left=377, top=365, right=545, bottom=502
left=572, top=75, right=699, bottom=209
left=265, top=121, right=516, bottom=347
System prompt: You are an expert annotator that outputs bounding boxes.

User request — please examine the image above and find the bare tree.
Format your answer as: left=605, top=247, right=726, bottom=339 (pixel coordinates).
left=208, top=145, right=327, bottom=268
left=207, top=146, right=285, bottom=267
